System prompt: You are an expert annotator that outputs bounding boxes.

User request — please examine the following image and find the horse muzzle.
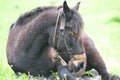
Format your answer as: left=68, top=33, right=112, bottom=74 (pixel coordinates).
left=68, top=53, right=86, bottom=77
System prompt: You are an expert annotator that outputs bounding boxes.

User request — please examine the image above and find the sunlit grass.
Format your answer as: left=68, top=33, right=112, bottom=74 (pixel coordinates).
left=0, top=0, right=120, bottom=79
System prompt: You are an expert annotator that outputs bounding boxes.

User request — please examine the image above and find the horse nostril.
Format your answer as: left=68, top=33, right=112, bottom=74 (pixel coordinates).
left=76, top=62, right=84, bottom=71
left=79, top=62, right=84, bottom=68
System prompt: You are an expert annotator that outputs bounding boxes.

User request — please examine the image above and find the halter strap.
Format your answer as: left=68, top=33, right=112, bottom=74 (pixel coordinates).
left=59, top=11, right=66, bottom=30
left=53, top=8, right=66, bottom=47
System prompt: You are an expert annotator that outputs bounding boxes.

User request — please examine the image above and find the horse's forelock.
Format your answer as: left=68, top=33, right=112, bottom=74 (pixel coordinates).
left=68, top=9, right=84, bottom=35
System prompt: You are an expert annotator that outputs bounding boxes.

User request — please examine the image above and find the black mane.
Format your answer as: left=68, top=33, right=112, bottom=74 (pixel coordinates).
left=16, top=6, right=58, bottom=25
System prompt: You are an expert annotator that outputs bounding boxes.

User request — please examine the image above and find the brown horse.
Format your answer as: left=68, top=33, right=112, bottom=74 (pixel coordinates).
left=6, top=1, right=119, bottom=80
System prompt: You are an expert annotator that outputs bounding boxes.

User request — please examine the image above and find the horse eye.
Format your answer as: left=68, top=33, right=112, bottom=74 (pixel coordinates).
left=69, top=32, right=76, bottom=38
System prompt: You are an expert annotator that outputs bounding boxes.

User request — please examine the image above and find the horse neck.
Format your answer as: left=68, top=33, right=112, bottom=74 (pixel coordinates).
left=12, top=10, right=58, bottom=51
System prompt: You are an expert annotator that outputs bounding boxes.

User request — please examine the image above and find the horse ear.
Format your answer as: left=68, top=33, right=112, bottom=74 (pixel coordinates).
left=63, top=1, right=72, bottom=20
left=63, top=1, right=70, bottom=13
left=73, top=2, right=81, bottom=11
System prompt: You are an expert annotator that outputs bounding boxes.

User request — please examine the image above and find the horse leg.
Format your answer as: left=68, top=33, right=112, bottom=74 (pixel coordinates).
left=81, top=32, right=111, bottom=80
left=46, top=46, right=76, bottom=80
left=55, top=55, right=76, bottom=80
left=48, top=66, right=76, bottom=80
left=58, top=66, right=76, bottom=80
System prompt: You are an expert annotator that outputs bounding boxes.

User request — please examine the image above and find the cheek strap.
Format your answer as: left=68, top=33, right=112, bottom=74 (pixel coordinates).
left=53, top=8, right=66, bottom=48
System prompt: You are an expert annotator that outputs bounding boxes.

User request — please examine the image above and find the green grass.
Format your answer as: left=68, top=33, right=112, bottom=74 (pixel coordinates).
left=0, top=0, right=120, bottom=79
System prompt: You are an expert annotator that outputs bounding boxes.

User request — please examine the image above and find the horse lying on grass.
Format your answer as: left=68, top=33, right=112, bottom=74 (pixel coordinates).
left=6, top=1, right=120, bottom=80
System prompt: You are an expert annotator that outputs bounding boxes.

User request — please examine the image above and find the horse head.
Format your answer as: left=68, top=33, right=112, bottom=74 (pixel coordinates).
left=48, top=1, right=86, bottom=76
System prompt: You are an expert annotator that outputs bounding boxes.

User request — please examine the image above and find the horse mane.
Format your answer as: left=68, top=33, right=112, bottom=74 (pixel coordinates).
left=16, top=6, right=60, bottom=25
left=15, top=5, right=84, bottom=32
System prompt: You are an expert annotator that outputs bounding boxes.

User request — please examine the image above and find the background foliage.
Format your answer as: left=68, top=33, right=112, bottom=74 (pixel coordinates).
left=0, top=0, right=120, bottom=79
